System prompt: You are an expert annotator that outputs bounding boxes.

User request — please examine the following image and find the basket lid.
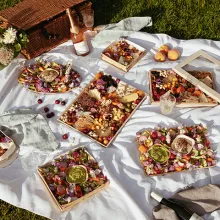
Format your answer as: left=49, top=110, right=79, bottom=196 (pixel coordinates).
left=0, top=0, right=85, bottom=30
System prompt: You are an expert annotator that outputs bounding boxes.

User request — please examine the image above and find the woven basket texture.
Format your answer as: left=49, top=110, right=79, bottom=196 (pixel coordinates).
left=0, top=0, right=91, bottom=59
left=0, top=0, right=84, bottom=30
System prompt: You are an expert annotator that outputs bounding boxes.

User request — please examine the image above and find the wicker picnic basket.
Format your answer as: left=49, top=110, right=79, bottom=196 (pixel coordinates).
left=0, top=0, right=92, bottom=59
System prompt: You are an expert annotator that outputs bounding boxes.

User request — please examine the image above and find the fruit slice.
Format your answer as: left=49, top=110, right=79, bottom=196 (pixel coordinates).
left=167, top=49, right=180, bottom=61
left=154, top=51, right=166, bottom=62
left=148, top=144, right=170, bottom=164
left=138, top=145, right=148, bottom=154
left=158, top=45, right=169, bottom=54
left=66, top=165, right=88, bottom=184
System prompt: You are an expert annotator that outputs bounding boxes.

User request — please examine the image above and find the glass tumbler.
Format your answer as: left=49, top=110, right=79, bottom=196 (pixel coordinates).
left=81, top=8, right=94, bottom=28
left=160, top=93, right=176, bottom=115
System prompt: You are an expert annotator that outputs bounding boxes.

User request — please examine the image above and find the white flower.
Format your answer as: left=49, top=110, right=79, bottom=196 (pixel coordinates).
left=0, top=47, right=14, bottom=66
left=0, top=37, right=3, bottom=43
left=3, top=27, right=17, bottom=44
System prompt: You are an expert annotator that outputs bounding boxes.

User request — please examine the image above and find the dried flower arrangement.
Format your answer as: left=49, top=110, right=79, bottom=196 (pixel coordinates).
left=0, top=19, right=28, bottom=69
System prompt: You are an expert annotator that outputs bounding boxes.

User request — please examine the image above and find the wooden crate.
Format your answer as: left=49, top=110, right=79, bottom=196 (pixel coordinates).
left=148, top=69, right=218, bottom=107
left=58, top=72, right=147, bottom=147
left=136, top=125, right=216, bottom=177
left=38, top=146, right=110, bottom=212
left=101, top=39, right=147, bottom=72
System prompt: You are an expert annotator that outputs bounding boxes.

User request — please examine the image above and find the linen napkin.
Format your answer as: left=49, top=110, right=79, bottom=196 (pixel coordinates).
left=153, top=184, right=220, bottom=220
left=0, top=109, right=59, bottom=151
left=92, top=16, right=152, bottom=48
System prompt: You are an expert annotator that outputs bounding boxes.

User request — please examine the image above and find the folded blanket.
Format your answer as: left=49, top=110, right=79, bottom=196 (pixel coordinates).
left=0, top=109, right=59, bottom=152
left=92, top=16, right=152, bottom=48
left=153, top=184, right=220, bottom=220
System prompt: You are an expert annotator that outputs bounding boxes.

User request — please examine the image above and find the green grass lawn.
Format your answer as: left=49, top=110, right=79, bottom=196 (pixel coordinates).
left=1, top=0, right=220, bottom=219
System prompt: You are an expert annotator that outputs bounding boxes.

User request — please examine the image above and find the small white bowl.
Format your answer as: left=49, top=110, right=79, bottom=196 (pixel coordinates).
left=171, top=134, right=195, bottom=154
left=0, top=139, right=16, bottom=162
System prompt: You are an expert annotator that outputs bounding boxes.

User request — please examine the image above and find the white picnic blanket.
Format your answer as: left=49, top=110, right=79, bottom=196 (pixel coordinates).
left=1, top=30, right=220, bottom=220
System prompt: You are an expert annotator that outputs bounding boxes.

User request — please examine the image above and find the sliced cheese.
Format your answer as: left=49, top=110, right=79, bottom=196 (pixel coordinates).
left=199, top=93, right=209, bottom=103
left=200, top=76, right=213, bottom=88
left=120, top=93, right=138, bottom=103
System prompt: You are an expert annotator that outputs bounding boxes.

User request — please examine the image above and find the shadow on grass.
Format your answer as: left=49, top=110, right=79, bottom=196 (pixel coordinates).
left=0, top=199, right=49, bottom=220
left=91, top=0, right=124, bottom=25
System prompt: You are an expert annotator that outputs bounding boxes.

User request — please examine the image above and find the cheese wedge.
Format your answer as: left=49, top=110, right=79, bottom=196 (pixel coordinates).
left=120, top=93, right=138, bottom=103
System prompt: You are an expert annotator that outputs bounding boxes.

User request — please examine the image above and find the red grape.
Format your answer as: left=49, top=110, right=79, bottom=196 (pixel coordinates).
left=46, top=113, right=51, bottom=118
left=50, top=112, right=55, bottom=117
left=62, top=134, right=68, bottom=139
left=44, top=107, right=49, bottom=113
left=61, top=101, right=66, bottom=106
left=37, top=99, right=43, bottom=104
